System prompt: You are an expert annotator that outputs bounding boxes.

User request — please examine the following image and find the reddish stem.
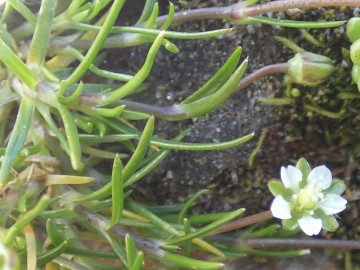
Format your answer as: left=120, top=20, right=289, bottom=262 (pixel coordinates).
left=155, top=1, right=360, bottom=26
left=236, top=63, right=289, bottom=92
left=209, top=210, right=273, bottom=235
left=234, top=0, right=360, bottom=20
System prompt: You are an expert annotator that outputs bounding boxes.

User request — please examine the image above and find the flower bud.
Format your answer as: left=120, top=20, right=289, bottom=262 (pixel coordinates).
left=350, top=39, right=360, bottom=66
left=287, top=52, right=335, bottom=86
left=347, top=17, right=360, bottom=43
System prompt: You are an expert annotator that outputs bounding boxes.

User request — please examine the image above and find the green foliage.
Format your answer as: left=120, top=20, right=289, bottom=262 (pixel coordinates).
left=0, top=0, right=359, bottom=269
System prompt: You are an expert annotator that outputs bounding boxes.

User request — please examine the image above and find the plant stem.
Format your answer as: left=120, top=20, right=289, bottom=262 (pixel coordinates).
left=155, top=1, right=360, bottom=26
left=233, top=0, right=360, bottom=20
left=208, top=210, right=273, bottom=236
left=156, top=5, right=234, bottom=26
left=245, top=238, right=360, bottom=250
left=236, top=63, right=289, bottom=92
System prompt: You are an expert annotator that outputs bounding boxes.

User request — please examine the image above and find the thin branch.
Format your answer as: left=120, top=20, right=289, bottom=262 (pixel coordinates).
left=234, top=0, right=360, bottom=20
left=155, top=5, right=234, bottom=26
left=208, top=211, right=273, bottom=236
left=236, top=63, right=289, bottom=92
left=245, top=238, right=360, bottom=250
left=155, top=1, right=360, bottom=26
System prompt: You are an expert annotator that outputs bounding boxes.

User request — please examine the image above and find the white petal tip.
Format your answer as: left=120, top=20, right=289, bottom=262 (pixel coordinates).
left=270, top=196, right=292, bottom=220
left=319, top=194, right=347, bottom=215
left=298, top=216, right=322, bottom=236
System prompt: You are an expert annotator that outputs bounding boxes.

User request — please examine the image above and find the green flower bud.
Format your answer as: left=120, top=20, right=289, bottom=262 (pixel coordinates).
left=347, top=17, right=360, bottom=43
left=350, top=39, right=360, bottom=66
left=287, top=52, right=335, bottom=86
left=352, top=64, right=360, bottom=84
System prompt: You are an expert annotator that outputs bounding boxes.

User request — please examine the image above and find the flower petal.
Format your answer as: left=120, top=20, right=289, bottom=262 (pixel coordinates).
left=319, top=194, right=347, bottom=215
left=270, top=195, right=292, bottom=219
left=281, top=166, right=302, bottom=192
left=307, top=165, right=332, bottom=190
left=298, top=215, right=322, bottom=236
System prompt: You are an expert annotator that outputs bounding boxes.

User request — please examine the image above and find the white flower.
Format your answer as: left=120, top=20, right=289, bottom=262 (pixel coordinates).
left=268, top=158, right=347, bottom=236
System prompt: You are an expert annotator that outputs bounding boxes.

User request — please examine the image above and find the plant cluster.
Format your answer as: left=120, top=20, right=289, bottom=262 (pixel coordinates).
left=0, top=0, right=360, bottom=269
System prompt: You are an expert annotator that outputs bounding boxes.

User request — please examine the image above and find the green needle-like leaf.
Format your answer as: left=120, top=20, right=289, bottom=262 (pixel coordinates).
left=127, top=199, right=181, bottom=236
left=92, top=114, right=254, bottom=150
left=46, top=219, right=64, bottom=246
left=124, top=130, right=188, bottom=187
left=242, top=247, right=310, bottom=257
left=165, top=208, right=245, bottom=245
left=63, top=22, right=232, bottom=41
left=36, top=103, right=71, bottom=156
left=63, top=0, right=125, bottom=85
left=37, top=239, right=73, bottom=266
left=0, top=96, right=33, bottom=185
left=58, top=103, right=84, bottom=171
left=136, top=0, right=157, bottom=25
left=60, top=82, right=84, bottom=104
left=101, top=32, right=165, bottom=104
left=0, top=39, right=38, bottom=89
left=149, top=132, right=254, bottom=150
left=0, top=25, right=16, bottom=51
left=182, top=47, right=242, bottom=104
left=160, top=2, right=175, bottom=30
left=162, top=252, right=224, bottom=270
left=144, top=2, right=159, bottom=28
left=179, top=55, right=248, bottom=119
left=78, top=116, right=154, bottom=201
left=129, top=251, right=144, bottom=270
left=8, top=0, right=37, bottom=27
left=5, top=195, right=51, bottom=244
left=94, top=105, right=126, bottom=117
left=125, top=234, right=138, bottom=267
left=178, top=189, right=209, bottom=223
left=182, top=219, right=192, bottom=256
left=122, top=116, right=154, bottom=182
left=27, top=0, right=57, bottom=67
left=110, top=155, right=124, bottom=227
